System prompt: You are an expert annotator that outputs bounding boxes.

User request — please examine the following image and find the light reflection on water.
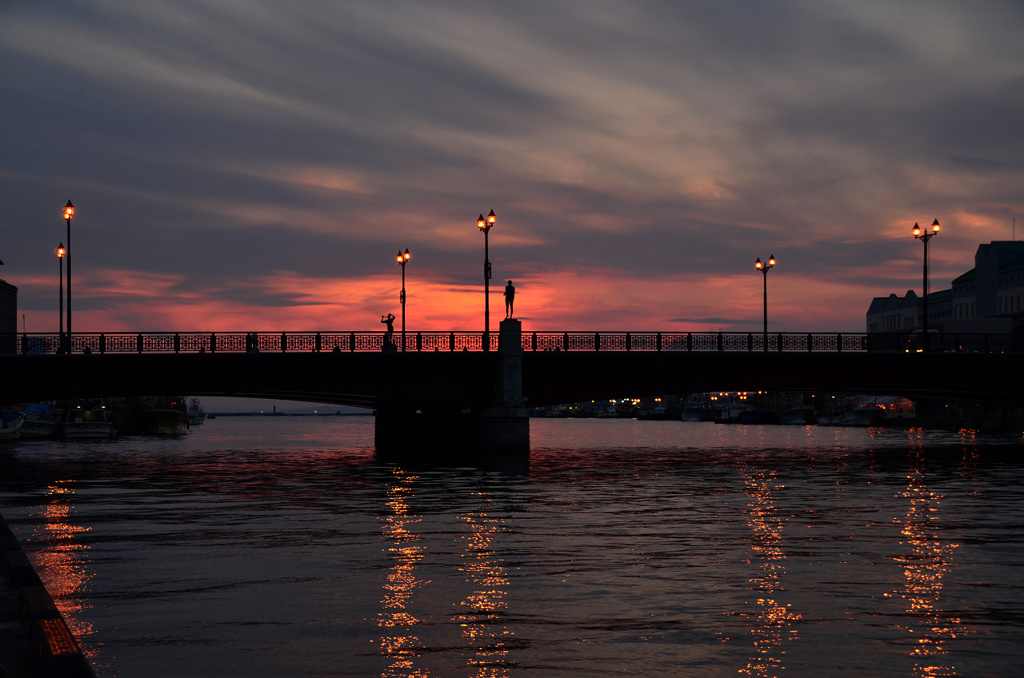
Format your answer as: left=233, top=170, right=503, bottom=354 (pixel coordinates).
left=1, top=417, right=1023, bottom=677
left=739, top=466, right=802, bottom=677
left=457, top=498, right=512, bottom=678
left=379, top=468, right=429, bottom=676
left=33, top=479, right=96, bottom=652
left=893, top=437, right=969, bottom=678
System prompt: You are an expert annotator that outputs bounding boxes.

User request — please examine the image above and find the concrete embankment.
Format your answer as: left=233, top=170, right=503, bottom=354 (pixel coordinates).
left=1, top=512, right=95, bottom=678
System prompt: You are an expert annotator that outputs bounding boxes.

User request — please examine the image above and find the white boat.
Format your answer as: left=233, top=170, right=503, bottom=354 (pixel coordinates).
left=1, top=411, right=24, bottom=442
left=63, top=408, right=116, bottom=439
left=19, top=404, right=60, bottom=439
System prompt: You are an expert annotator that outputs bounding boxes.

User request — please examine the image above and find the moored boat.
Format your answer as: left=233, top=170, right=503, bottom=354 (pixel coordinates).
left=63, top=407, right=116, bottom=439
left=818, top=404, right=883, bottom=427
left=114, top=396, right=190, bottom=435
left=1, top=411, right=24, bottom=442
left=780, top=406, right=817, bottom=425
left=19, top=404, right=60, bottom=439
left=187, top=397, right=207, bottom=426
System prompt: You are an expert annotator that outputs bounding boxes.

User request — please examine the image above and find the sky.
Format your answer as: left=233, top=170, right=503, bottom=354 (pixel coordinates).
left=2, top=0, right=1023, bottom=336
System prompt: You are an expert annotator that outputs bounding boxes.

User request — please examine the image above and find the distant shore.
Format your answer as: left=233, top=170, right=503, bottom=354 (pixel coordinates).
left=208, top=411, right=373, bottom=417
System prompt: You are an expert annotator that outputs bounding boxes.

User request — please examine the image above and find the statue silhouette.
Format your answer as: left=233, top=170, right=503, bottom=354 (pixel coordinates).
left=504, top=280, right=516, bottom=318
left=381, top=313, right=395, bottom=351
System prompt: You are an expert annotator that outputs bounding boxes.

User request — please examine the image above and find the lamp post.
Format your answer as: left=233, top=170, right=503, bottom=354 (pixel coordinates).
left=477, top=209, right=496, bottom=350
left=56, top=243, right=65, bottom=353
left=63, top=200, right=74, bottom=351
left=396, top=248, right=410, bottom=352
left=754, top=254, right=775, bottom=351
left=912, top=218, right=940, bottom=351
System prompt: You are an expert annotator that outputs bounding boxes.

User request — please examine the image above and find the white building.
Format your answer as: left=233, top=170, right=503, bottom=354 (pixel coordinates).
left=867, top=240, right=1024, bottom=335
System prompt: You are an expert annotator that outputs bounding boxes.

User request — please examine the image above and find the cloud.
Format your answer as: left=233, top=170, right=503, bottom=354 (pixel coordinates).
left=671, top=317, right=756, bottom=326
left=2, top=0, right=1022, bottom=336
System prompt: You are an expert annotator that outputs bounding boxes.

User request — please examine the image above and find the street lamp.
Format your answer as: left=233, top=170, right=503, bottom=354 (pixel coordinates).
left=912, top=218, right=940, bottom=350
left=754, top=254, right=775, bottom=350
left=396, top=248, right=410, bottom=352
left=63, top=200, right=74, bottom=352
left=56, top=243, right=65, bottom=353
left=477, top=209, right=496, bottom=349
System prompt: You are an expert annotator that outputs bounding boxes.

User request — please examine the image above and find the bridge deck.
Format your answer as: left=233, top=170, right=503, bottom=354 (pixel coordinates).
left=4, top=330, right=1015, bottom=355
left=3, top=349, right=1022, bottom=409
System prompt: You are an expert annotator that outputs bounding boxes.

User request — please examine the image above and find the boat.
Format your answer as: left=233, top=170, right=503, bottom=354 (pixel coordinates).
left=780, top=406, right=817, bottom=425
left=681, top=393, right=712, bottom=421
left=635, top=396, right=682, bottom=420
left=62, top=407, right=116, bottom=439
left=129, top=407, right=189, bottom=435
left=114, top=396, right=190, bottom=435
left=19, top=404, right=60, bottom=439
left=187, top=397, right=207, bottom=426
left=817, top=404, right=883, bottom=427
left=1, top=411, right=24, bottom=442
left=736, top=409, right=781, bottom=425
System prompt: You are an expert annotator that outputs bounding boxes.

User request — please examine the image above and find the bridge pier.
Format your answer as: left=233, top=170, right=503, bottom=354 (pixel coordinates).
left=374, top=319, right=529, bottom=459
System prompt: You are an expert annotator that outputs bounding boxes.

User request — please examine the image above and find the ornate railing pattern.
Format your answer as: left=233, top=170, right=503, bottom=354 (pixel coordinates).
left=7, top=331, right=1017, bottom=355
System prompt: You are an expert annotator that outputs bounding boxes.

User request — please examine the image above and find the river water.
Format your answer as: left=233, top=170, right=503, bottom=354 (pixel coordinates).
left=1, top=417, right=1023, bottom=677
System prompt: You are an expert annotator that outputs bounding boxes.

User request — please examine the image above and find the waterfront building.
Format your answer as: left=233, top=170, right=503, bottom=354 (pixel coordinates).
left=0, top=278, right=16, bottom=354
left=867, top=240, right=1024, bottom=335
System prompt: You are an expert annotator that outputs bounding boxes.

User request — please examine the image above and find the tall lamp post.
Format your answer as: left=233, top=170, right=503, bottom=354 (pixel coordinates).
left=396, top=248, right=410, bottom=352
left=477, top=209, right=496, bottom=350
left=754, top=254, right=775, bottom=351
left=56, top=243, right=65, bottom=353
left=63, top=200, right=74, bottom=351
left=912, top=218, right=940, bottom=351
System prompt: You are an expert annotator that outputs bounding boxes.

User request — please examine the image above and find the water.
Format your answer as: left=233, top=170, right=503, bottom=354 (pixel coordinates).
left=2, top=417, right=1023, bottom=677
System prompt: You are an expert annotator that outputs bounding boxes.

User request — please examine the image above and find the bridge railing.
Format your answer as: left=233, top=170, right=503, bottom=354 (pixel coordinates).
left=8, top=331, right=1018, bottom=355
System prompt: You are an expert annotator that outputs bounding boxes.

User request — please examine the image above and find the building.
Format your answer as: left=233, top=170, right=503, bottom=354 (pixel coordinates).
left=866, top=240, right=1024, bottom=335
left=0, top=277, right=16, bottom=354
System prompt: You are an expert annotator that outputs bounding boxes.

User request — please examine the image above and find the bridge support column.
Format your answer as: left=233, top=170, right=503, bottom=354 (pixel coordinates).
left=374, top=319, right=529, bottom=460
left=478, top=318, right=529, bottom=451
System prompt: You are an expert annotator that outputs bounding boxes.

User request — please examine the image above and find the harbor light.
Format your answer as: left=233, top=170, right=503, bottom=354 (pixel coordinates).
left=56, top=243, right=65, bottom=352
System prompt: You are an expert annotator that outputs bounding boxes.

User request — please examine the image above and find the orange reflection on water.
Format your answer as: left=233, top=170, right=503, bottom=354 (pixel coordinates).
left=378, top=468, right=430, bottom=677
left=32, top=480, right=95, bottom=651
left=957, top=429, right=980, bottom=487
left=457, top=496, right=513, bottom=678
left=739, top=468, right=802, bottom=678
left=890, top=447, right=968, bottom=677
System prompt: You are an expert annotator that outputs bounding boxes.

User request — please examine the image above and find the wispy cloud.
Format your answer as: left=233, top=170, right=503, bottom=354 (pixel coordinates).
left=2, top=0, right=1022, bottom=335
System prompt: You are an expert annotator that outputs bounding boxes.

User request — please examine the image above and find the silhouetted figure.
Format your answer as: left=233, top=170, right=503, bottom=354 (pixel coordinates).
left=381, top=313, right=396, bottom=351
left=504, top=280, right=516, bottom=318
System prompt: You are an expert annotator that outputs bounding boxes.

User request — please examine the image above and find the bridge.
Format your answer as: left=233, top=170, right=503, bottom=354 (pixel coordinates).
left=2, top=322, right=1021, bottom=452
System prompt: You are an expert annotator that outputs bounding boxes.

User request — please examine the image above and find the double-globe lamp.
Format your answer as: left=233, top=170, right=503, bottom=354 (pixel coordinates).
left=396, top=248, right=410, bottom=352
left=912, top=218, right=940, bottom=350
left=63, top=200, right=74, bottom=351
left=754, top=254, right=775, bottom=350
left=477, top=209, right=496, bottom=349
